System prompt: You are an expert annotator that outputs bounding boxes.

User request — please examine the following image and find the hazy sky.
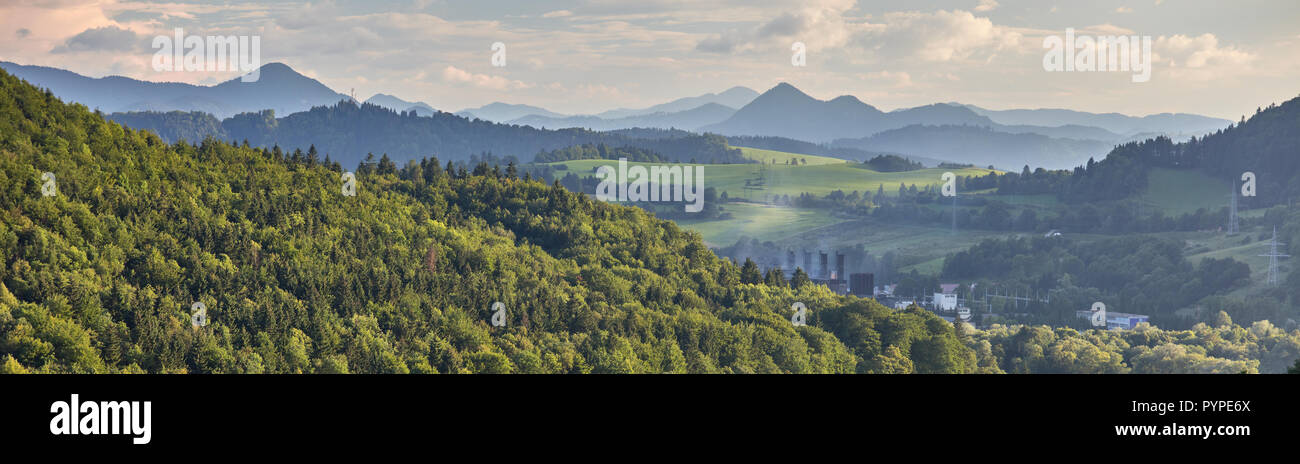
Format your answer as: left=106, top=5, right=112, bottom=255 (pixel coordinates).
left=1, top=0, right=1297, bottom=119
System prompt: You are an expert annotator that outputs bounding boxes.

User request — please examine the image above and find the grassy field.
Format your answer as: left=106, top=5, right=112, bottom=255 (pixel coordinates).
left=960, top=168, right=1233, bottom=217
left=542, top=155, right=1006, bottom=259
left=1142, top=168, right=1232, bottom=216
left=734, top=146, right=848, bottom=166
left=677, top=200, right=1035, bottom=271
left=675, top=202, right=851, bottom=246
left=545, top=159, right=997, bottom=201
left=543, top=156, right=1281, bottom=284
left=1181, top=227, right=1283, bottom=276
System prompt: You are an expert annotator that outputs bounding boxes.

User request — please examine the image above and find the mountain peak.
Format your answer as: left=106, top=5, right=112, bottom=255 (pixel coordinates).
left=829, top=95, right=863, bottom=104
left=755, top=82, right=815, bottom=103
left=768, top=82, right=802, bottom=93
left=720, top=86, right=757, bottom=96
left=258, top=62, right=294, bottom=73
left=237, top=62, right=311, bottom=83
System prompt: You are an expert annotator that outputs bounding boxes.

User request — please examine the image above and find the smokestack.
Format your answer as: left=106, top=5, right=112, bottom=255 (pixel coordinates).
left=819, top=251, right=828, bottom=279
left=851, top=273, right=874, bottom=297
left=803, top=250, right=812, bottom=273
left=836, top=252, right=845, bottom=281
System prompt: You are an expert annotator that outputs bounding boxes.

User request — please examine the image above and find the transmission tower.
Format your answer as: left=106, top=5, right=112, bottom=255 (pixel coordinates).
left=1259, top=227, right=1289, bottom=286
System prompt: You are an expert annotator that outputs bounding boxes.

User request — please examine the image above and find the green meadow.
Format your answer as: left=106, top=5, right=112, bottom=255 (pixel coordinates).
left=540, top=152, right=1281, bottom=286
left=1141, top=167, right=1232, bottom=216
left=674, top=202, right=850, bottom=246
left=544, top=159, right=997, bottom=201
left=734, top=146, right=848, bottom=165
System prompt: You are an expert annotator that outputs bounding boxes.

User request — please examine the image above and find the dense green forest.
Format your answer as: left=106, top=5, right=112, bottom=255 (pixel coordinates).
left=4, top=69, right=1298, bottom=374
left=865, top=154, right=924, bottom=172
left=107, top=110, right=226, bottom=145
left=941, top=235, right=1254, bottom=326
left=972, top=316, right=1300, bottom=374
left=532, top=141, right=750, bottom=165
left=534, top=143, right=668, bottom=163
left=107, top=103, right=747, bottom=167
left=1, top=68, right=975, bottom=374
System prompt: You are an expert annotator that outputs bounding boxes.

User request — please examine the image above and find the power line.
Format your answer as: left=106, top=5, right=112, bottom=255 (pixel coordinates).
left=1253, top=226, right=1284, bottom=283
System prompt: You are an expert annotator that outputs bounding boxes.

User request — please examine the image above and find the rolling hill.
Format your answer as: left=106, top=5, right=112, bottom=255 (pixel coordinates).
left=834, top=125, right=1116, bottom=170
left=958, top=104, right=1233, bottom=136
left=700, top=82, right=1002, bottom=143
left=0, top=61, right=349, bottom=118
left=594, top=86, right=758, bottom=119
left=454, top=102, right=565, bottom=122
left=509, top=102, right=737, bottom=131
left=365, top=93, right=436, bottom=116
left=0, top=64, right=978, bottom=374
left=105, top=101, right=746, bottom=166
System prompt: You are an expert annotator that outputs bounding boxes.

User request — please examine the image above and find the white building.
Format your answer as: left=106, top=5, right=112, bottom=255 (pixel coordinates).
left=933, top=292, right=958, bottom=311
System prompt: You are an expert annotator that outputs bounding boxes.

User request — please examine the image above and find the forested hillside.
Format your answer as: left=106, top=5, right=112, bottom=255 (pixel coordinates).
left=107, top=110, right=225, bottom=145
left=942, top=235, right=1252, bottom=325
left=1070, top=98, right=1300, bottom=207
left=106, top=102, right=747, bottom=167
left=985, top=94, right=1300, bottom=205
left=0, top=68, right=971, bottom=374
left=4, top=69, right=1297, bottom=374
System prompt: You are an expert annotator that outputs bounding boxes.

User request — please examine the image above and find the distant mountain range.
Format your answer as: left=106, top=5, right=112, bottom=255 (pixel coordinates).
left=365, top=93, right=435, bottom=116
left=593, top=86, right=758, bottom=119
left=693, top=82, right=1237, bottom=169
left=833, top=125, right=1115, bottom=170
left=701, top=82, right=1231, bottom=142
left=455, top=102, right=566, bottom=122
left=702, top=83, right=969, bottom=142
left=104, top=101, right=747, bottom=167
left=0, top=61, right=349, bottom=119
left=509, top=102, right=738, bottom=131
left=456, top=86, right=759, bottom=125
left=1, top=60, right=1238, bottom=171
left=956, top=104, right=1231, bottom=137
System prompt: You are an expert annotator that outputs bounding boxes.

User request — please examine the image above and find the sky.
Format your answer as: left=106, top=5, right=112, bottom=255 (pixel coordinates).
left=1, top=0, right=1297, bottom=119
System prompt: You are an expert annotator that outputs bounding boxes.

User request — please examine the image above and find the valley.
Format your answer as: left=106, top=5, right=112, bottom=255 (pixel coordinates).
left=4, top=54, right=1298, bottom=375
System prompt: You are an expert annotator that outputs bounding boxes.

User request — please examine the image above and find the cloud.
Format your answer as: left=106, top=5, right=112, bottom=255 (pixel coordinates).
left=16, top=28, right=30, bottom=38
left=694, top=6, right=1018, bottom=65
left=974, top=0, right=999, bottom=12
left=50, top=25, right=140, bottom=53
left=695, top=0, right=858, bottom=54
left=757, top=13, right=808, bottom=37
left=441, top=65, right=532, bottom=90
left=542, top=10, right=573, bottom=18
left=696, top=32, right=740, bottom=53
left=1083, top=23, right=1137, bottom=36
left=859, top=10, right=1022, bottom=63
left=1157, top=33, right=1254, bottom=68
